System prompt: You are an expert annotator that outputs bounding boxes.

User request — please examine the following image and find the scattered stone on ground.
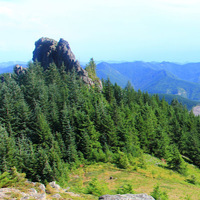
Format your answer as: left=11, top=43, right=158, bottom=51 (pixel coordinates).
left=51, top=193, right=62, bottom=199
left=39, top=184, right=46, bottom=192
left=49, top=181, right=61, bottom=190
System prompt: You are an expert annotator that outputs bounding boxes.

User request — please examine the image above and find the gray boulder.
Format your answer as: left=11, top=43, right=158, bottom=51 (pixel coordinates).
left=33, top=193, right=46, bottom=200
left=39, top=184, right=46, bottom=192
left=49, top=181, right=60, bottom=190
left=51, top=193, right=61, bottom=199
left=99, top=194, right=155, bottom=200
left=30, top=188, right=37, bottom=194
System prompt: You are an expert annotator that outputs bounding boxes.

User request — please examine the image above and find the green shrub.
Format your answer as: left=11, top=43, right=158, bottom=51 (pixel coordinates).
left=90, top=148, right=106, bottom=162
left=85, top=178, right=109, bottom=196
left=186, top=175, right=197, bottom=185
left=116, top=151, right=130, bottom=169
left=166, top=146, right=187, bottom=175
left=116, top=183, right=135, bottom=194
left=137, top=153, right=147, bottom=169
left=151, top=185, right=169, bottom=200
left=0, top=167, right=26, bottom=188
left=184, top=195, right=191, bottom=200
left=105, top=146, right=114, bottom=163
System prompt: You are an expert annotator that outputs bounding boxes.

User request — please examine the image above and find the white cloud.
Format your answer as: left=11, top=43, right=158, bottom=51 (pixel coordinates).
left=0, top=6, right=12, bottom=17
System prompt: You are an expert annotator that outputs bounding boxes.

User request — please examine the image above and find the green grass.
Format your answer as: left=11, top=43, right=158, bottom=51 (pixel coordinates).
left=67, top=154, right=200, bottom=200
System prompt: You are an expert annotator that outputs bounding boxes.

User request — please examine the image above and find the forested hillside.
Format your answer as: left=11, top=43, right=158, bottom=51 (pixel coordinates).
left=1, top=58, right=200, bottom=187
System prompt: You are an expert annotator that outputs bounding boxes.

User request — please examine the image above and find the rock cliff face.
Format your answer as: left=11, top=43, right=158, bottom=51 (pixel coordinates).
left=33, top=37, right=96, bottom=87
left=33, top=38, right=58, bottom=70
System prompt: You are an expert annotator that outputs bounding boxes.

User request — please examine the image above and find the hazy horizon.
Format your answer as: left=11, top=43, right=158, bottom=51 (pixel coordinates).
left=1, top=60, right=200, bottom=68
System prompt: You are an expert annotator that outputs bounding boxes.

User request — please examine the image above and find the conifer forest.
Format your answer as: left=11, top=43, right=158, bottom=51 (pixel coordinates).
left=1, top=59, right=200, bottom=186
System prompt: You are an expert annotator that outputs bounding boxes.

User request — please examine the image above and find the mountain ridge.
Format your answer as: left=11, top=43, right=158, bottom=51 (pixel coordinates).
left=96, top=61, right=200, bottom=101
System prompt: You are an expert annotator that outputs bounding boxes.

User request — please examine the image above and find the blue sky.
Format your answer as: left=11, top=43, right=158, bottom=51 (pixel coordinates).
left=0, top=0, right=200, bottom=63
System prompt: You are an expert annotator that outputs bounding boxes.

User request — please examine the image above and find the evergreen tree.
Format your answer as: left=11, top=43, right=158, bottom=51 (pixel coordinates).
left=15, top=136, right=37, bottom=180
left=167, top=145, right=187, bottom=175
left=61, top=103, right=78, bottom=163
left=103, top=78, right=114, bottom=103
left=36, top=110, right=53, bottom=147
left=47, top=84, right=60, bottom=132
left=85, top=58, right=98, bottom=81
left=0, top=126, right=16, bottom=172
left=36, top=147, right=54, bottom=182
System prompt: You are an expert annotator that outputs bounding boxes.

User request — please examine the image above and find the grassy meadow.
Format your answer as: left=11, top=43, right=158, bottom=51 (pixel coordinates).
left=67, top=154, right=200, bottom=200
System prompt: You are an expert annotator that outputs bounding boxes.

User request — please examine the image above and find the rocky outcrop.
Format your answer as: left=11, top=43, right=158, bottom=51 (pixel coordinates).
left=39, top=184, right=46, bottom=192
left=49, top=181, right=60, bottom=190
left=56, top=38, right=77, bottom=70
left=33, top=37, right=98, bottom=87
left=14, top=64, right=27, bottom=75
left=0, top=188, right=46, bottom=200
left=0, top=181, right=81, bottom=199
left=33, top=38, right=58, bottom=71
left=192, top=105, right=200, bottom=116
left=99, top=194, right=155, bottom=200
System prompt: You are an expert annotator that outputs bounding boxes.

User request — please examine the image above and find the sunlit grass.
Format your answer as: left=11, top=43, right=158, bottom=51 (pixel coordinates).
left=68, top=154, right=200, bottom=200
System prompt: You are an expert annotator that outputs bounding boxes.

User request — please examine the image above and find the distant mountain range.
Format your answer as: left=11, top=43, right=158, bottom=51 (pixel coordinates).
left=0, top=61, right=27, bottom=74
left=96, top=61, right=200, bottom=101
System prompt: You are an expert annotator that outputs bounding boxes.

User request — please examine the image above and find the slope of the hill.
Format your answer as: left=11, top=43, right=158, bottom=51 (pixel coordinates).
left=67, top=155, right=200, bottom=200
left=2, top=154, right=200, bottom=200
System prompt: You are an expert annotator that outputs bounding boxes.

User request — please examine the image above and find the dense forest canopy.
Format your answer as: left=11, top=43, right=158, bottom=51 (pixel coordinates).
left=1, top=60, right=200, bottom=185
